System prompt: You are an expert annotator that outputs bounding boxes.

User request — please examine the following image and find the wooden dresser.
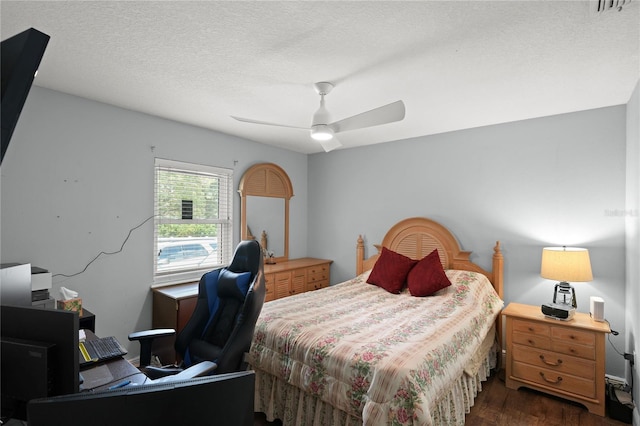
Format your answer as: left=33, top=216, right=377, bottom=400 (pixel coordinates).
left=264, top=257, right=332, bottom=301
left=152, top=257, right=332, bottom=363
left=502, top=302, right=611, bottom=416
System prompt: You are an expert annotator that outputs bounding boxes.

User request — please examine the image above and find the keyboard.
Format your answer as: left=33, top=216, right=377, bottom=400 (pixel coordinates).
left=79, top=336, right=127, bottom=367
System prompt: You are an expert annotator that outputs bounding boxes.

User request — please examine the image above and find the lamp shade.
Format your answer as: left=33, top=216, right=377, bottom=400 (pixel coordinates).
left=540, top=247, right=593, bottom=282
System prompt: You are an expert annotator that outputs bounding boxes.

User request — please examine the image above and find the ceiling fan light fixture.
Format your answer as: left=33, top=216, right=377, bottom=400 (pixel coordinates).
left=231, top=81, right=404, bottom=153
left=310, top=124, right=334, bottom=141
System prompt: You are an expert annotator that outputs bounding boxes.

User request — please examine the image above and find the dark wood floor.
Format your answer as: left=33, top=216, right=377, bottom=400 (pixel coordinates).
left=254, top=372, right=631, bottom=425
left=463, top=373, right=629, bottom=426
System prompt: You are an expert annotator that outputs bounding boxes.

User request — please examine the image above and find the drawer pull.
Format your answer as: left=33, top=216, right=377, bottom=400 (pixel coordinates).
left=527, top=339, right=535, bottom=345
left=539, top=355, right=562, bottom=366
left=539, top=372, right=563, bottom=384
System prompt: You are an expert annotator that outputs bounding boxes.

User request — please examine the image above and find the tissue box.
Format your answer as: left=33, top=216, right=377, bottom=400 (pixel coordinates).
left=57, top=297, right=82, bottom=315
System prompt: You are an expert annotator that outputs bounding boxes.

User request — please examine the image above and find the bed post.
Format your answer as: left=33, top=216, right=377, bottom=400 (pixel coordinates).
left=356, top=235, right=365, bottom=275
left=492, top=241, right=503, bottom=300
left=492, top=241, right=504, bottom=367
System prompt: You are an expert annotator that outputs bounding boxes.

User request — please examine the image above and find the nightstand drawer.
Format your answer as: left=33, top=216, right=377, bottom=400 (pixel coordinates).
left=552, top=326, right=595, bottom=346
left=512, top=344, right=595, bottom=380
left=512, top=361, right=596, bottom=399
left=551, top=341, right=596, bottom=360
left=513, top=331, right=551, bottom=350
left=512, top=319, right=550, bottom=337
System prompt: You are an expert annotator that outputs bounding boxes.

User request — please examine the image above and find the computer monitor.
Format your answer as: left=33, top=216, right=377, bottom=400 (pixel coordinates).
left=27, top=370, right=255, bottom=426
left=1, top=305, right=79, bottom=420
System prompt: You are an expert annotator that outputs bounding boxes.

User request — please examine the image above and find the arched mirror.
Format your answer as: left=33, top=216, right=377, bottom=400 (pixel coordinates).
left=239, top=163, right=293, bottom=263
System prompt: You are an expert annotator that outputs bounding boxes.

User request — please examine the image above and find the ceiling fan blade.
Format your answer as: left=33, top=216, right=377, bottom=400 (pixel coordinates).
left=231, top=116, right=308, bottom=130
left=330, top=100, right=405, bottom=134
left=319, top=137, right=342, bottom=153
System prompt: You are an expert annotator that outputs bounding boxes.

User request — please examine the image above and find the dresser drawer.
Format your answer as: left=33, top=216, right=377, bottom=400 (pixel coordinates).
left=307, top=273, right=328, bottom=284
left=551, top=341, right=596, bottom=360
left=512, top=344, right=595, bottom=380
left=513, top=331, right=551, bottom=350
left=308, top=270, right=329, bottom=282
left=512, top=361, right=596, bottom=399
left=552, top=326, right=595, bottom=346
left=306, top=279, right=329, bottom=292
left=512, top=319, right=550, bottom=337
left=307, top=264, right=329, bottom=280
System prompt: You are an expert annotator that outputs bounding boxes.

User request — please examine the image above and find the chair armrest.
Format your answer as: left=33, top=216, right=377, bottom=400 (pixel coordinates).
left=128, top=328, right=175, bottom=341
left=142, top=365, right=183, bottom=380
left=152, top=361, right=218, bottom=383
left=127, top=328, right=175, bottom=368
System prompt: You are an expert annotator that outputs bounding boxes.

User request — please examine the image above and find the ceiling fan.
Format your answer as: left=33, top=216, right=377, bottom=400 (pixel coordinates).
left=231, top=82, right=406, bottom=152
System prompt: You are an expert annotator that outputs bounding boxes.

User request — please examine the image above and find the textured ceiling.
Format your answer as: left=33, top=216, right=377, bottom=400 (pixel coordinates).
left=1, top=1, right=639, bottom=154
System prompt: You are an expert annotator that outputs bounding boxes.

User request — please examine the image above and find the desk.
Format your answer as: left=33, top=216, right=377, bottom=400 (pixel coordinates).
left=152, top=282, right=198, bottom=364
left=79, top=330, right=147, bottom=392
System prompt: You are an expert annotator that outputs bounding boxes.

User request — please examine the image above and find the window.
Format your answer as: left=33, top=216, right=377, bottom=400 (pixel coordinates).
left=154, top=158, right=233, bottom=284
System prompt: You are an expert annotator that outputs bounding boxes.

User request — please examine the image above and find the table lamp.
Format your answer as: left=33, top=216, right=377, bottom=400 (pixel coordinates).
left=540, top=246, right=593, bottom=319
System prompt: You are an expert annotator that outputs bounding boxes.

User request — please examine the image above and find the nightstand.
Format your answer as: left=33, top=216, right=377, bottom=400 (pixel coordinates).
left=502, top=302, right=611, bottom=416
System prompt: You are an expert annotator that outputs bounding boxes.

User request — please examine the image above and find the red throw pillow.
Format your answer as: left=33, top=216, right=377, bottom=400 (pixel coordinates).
left=367, top=247, right=417, bottom=293
left=407, top=249, right=452, bottom=296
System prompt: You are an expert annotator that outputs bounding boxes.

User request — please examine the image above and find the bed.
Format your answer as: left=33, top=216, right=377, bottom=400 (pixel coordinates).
left=249, top=217, right=504, bottom=425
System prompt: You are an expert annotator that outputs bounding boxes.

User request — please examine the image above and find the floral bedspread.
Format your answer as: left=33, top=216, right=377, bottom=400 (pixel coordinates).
left=249, top=270, right=503, bottom=425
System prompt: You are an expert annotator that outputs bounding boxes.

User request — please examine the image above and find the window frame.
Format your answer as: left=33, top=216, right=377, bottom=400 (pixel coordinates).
left=153, top=158, right=233, bottom=286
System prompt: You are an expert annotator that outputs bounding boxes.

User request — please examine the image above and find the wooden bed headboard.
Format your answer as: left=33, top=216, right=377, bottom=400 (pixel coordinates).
left=356, top=217, right=504, bottom=300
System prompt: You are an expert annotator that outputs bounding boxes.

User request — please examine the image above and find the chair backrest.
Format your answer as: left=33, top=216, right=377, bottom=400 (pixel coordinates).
left=174, top=240, right=265, bottom=374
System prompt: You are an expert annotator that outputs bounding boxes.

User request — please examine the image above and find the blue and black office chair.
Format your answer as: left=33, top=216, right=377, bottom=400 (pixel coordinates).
left=129, top=239, right=265, bottom=378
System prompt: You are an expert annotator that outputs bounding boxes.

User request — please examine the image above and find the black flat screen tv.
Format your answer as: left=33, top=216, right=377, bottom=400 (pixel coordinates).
left=1, top=27, right=50, bottom=165
left=27, top=371, right=255, bottom=426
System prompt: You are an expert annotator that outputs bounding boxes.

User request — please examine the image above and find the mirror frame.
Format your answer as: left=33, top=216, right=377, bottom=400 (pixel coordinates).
left=238, top=163, right=294, bottom=263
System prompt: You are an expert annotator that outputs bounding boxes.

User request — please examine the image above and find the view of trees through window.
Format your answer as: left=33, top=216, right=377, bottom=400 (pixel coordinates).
left=156, top=169, right=220, bottom=238
left=154, top=160, right=232, bottom=278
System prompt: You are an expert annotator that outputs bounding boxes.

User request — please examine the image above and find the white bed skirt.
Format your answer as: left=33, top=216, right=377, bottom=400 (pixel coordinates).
left=254, top=343, right=496, bottom=426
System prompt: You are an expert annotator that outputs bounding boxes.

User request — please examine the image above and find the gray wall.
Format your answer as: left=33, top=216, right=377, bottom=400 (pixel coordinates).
left=0, top=85, right=633, bottom=380
left=308, top=106, right=628, bottom=377
left=625, top=80, right=639, bottom=424
left=0, top=86, right=309, bottom=358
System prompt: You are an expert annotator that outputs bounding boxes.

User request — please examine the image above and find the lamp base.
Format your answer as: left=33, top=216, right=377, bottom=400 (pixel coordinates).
left=541, top=303, right=576, bottom=320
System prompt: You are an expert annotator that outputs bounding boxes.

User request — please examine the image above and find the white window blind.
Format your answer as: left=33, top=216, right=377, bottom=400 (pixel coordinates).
left=154, top=158, right=233, bottom=285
